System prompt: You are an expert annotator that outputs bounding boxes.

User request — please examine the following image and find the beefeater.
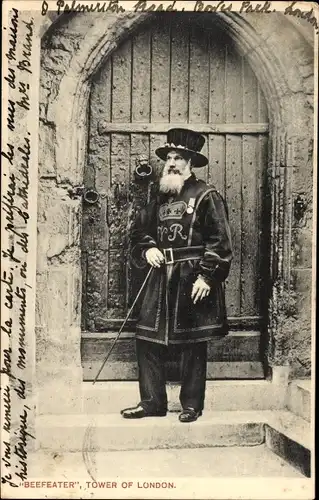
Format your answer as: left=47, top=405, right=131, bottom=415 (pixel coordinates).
left=121, top=128, right=233, bottom=423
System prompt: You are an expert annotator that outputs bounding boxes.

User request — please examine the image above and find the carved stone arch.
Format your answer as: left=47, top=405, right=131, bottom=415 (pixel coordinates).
left=37, top=11, right=313, bottom=413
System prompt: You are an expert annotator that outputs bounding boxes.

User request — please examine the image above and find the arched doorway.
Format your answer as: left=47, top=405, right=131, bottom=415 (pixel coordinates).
left=81, top=14, right=270, bottom=380
left=37, top=9, right=313, bottom=414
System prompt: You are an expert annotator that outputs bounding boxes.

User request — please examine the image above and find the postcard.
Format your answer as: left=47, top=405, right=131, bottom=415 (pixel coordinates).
left=1, top=1, right=317, bottom=498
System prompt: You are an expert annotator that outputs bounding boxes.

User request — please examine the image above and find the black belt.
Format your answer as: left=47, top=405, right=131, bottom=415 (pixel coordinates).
left=161, top=246, right=204, bottom=265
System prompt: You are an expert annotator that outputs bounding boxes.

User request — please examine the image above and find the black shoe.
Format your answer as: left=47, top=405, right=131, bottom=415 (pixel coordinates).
left=178, top=407, right=202, bottom=423
left=121, top=404, right=167, bottom=419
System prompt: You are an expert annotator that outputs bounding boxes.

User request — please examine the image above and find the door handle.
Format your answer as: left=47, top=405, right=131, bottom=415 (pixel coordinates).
left=67, top=185, right=100, bottom=205
left=134, top=155, right=152, bottom=180
left=83, top=188, right=99, bottom=205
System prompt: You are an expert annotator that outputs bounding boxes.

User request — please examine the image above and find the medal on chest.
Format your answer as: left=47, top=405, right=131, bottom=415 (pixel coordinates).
left=186, top=197, right=196, bottom=215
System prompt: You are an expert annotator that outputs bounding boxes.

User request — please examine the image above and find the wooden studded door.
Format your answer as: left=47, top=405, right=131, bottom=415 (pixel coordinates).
left=81, top=14, right=270, bottom=381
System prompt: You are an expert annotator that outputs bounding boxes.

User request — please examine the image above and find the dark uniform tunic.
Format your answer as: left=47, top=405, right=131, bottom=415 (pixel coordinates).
left=130, top=173, right=233, bottom=413
left=131, top=173, right=233, bottom=345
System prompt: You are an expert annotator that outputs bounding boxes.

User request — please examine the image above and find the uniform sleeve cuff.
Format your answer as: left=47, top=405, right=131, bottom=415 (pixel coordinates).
left=198, top=273, right=215, bottom=287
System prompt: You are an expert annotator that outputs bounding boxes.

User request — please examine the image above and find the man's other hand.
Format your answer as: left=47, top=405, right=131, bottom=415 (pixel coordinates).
left=191, top=276, right=211, bottom=304
left=145, top=248, right=165, bottom=268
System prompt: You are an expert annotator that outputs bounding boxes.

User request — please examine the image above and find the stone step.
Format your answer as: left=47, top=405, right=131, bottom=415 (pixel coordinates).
left=37, top=411, right=265, bottom=453
left=36, top=409, right=311, bottom=477
left=29, top=444, right=305, bottom=482
left=81, top=380, right=287, bottom=414
left=264, top=408, right=312, bottom=477
left=286, top=379, right=311, bottom=422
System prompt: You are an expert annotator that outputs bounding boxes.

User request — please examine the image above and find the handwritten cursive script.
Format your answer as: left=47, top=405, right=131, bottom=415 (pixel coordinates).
left=284, top=1, right=319, bottom=34
left=1, top=7, right=34, bottom=490
left=41, top=0, right=125, bottom=15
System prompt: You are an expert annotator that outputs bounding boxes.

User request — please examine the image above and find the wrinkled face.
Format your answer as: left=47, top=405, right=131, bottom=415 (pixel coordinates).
left=163, top=150, right=191, bottom=176
left=159, top=150, right=192, bottom=194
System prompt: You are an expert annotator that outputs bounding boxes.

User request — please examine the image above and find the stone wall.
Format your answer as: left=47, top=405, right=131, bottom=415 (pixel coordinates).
left=36, top=11, right=314, bottom=414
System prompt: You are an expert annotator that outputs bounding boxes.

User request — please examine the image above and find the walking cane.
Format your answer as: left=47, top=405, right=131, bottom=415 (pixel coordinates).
left=93, top=266, right=153, bottom=385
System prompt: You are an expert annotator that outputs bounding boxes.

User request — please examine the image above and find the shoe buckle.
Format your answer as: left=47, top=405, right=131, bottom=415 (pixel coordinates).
left=163, top=248, right=174, bottom=264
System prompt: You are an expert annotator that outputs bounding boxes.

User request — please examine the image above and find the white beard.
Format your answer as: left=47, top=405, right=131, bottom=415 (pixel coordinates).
left=159, top=172, right=185, bottom=195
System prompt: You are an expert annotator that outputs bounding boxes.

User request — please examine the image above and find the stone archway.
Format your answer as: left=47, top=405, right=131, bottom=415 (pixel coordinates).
left=36, top=11, right=314, bottom=415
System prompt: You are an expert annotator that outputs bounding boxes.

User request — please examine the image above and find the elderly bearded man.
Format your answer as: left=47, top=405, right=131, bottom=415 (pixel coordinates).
left=121, top=128, right=233, bottom=423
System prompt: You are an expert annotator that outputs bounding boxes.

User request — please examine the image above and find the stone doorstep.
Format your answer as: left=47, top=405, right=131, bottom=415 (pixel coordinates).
left=286, top=379, right=312, bottom=422
left=81, top=380, right=287, bottom=414
left=265, top=425, right=311, bottom=478
left=36, top=410, right=311, bottom=476
left=27, top=445, right=306, bottom=482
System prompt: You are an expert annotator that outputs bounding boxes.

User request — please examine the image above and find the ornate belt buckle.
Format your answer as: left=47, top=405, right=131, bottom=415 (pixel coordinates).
left=164, top=248, right=174, bottom=264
